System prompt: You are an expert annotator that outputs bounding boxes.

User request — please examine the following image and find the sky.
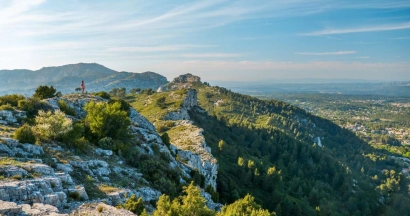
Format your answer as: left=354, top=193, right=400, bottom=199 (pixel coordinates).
left=0, top=0, right=409, bottom=82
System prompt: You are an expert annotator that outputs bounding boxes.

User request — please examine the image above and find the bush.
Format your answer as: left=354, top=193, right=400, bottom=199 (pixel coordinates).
left=98, top=137, right=114, bottom=150
left=108, top=99, right=131, bottom=113
left=69, top=191, right=80, bottom=200
left=155, top=96, right=166, bottom=109
left=62, top=123, right=85, bottom=145
left=84, top=101, right=130, bottom=140
left=72, top=137, right=89, bottom=152
left=58, top=100, right=76, bottom=116
left=33, top=85, right=57, bottom=99
left=161, top=133, right=170, bottom=149
left=0, top=94, right=25, bottom=107
left=0, top=104, right=14, bottom=111
left=117, top=195, right=145, bottom=215
left=13, top=124, right=36, bottom=144
left=34, top=110, right=73, bottom=140
left=93, top=91, right=111, bottom=100
left=18, top=98, right=51, bottom=118
left=109, top=87, right=126, bottom=98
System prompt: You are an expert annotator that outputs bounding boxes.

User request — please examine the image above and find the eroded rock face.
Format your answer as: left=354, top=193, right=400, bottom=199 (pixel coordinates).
left=43, top=95, right=108, bottom=118
left=163, top=89, right=197, bottom=121
left=169, top=120, right=218, bottom=190
left=0, top=93, right=221, bottom=214
left=0, top=178, right=67, bottom=208
left=172, top=74, right=201, bottom=83
left=0, top=110, right=26, bottom=125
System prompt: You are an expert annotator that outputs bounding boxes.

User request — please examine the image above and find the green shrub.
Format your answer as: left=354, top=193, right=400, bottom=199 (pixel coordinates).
left=155, top=96, right=166, bottom=109
left=33, top=85, right=57, bottom=99
left=84, top=101, right=130, bottom=140
left=161, top=133, right=170, bottom=149
left=34, top=110, right=73, bottom=140
left=18, top=98, right=51, bottom=118
left=0, top=104, right=14, bottom=111
left=217, top=194, right=272, bottom=216
left=93, top=91, right=111, bottom=100
left=58, top=100, right=76, bottom=116
left=69, top=191, right=80, bottom=200
left=72, top=137, right=89, bottom=152
left=13, top=124, right=36, bottom=144
left=98, top=137, right=114, bottom=150
left=117, top=195, right=145, bottom=215
left=0, top=94, right=25, bottom=107
left=108, top=99, right=131, bottom=113
left=62, top=123, right=85, bottom=145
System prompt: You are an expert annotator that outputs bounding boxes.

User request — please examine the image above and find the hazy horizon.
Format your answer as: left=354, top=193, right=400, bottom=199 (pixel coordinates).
left=0, top=0, right=409, bottom=81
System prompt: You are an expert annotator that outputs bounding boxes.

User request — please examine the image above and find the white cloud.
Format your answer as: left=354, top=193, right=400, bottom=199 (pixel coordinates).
left=303, top=22, right=410, bottom=35
left=106, top=45, right=214, bottom=53
left=295, top=51, right=356, bottom=55
left=179, top=53, right=242, bottom=58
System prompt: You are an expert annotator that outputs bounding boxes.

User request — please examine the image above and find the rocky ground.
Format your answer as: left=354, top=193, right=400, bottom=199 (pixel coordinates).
left=0, top=93, right=221, bottom=215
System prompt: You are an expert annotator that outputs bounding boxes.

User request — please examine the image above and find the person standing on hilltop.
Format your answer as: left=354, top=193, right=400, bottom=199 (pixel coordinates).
left=81, top=80, right=85, bottom=93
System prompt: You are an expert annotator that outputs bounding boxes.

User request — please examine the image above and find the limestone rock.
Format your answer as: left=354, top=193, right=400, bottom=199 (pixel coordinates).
left=22, top=164, right=55, bottom=176
left=201, top=190, right=223, bottom=211
left=129, top=108, right=156, bottom=132
left=172, top=74, right=201, bottom=83
left=0, top=177, right=67, bottom=208
left=56, top=164, right=73, bottom=173
left=94, top=148, right=113, bottom=157
left=0, top=200, right=22, bottom=215
left=71, top=202, right=136, bottom=216
left=21, top=203, right=68, bottom=216
left=0, top=166, right=28, bottom=178
left=0, top=143, right=14, bottom=156
left=0, top=110, right=26, bottom=125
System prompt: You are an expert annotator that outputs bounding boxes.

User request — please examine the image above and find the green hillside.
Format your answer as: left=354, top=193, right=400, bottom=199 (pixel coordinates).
left=128, top=81, right=410, bottom=216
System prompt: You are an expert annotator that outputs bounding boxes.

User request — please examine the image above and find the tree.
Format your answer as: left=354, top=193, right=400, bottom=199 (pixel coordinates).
left=218, top=140, right=226, bottom=151
left=217, top=194, right=273, bottom=216
left=238, top=157, right=245, bottom=166
left=179, top=182, right=215, bottom=216
left=153, top=195, right=172, bottom=216
left=34, top=110, right=73, bottom=140
left=130, top=88, right=141, bottom=94
left=156, top=96, right=167, bottom=109
left=13, top=124, right=36, bottom=144
left=109, top=87, right=126, bottom=98
left=152, top=182, right=214, bottom=216
left=33, top=85, right=57, bottom=99
left=117, top=194, right=145, bottom=215
left=84, top=101, right=130, bottom=140
left=161, top=132, right=171, bottom=148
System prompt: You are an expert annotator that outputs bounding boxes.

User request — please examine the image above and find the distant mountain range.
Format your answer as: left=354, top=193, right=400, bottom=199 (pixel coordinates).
left=0, top=63, right=168, bottom=95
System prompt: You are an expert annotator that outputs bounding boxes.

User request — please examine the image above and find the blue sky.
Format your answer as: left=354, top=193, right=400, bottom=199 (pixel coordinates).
left=0, top=0, right=409, bottom=81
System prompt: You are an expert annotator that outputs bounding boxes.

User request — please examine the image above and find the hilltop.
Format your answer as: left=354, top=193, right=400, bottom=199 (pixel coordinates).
left=0, top=63, right=168, bottom=95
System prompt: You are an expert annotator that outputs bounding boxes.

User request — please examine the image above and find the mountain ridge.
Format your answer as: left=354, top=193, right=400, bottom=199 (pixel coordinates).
left=0, top=63, right=168, bottom=95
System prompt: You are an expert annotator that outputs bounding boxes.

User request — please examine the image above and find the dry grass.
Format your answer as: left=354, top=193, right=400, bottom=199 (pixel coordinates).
left=98, top=184, right=120, bottom=193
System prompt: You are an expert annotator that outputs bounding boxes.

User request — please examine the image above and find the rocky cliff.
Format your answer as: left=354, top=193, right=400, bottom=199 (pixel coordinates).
left=157, top=74, right=201, bottom=93
left=160, top=87, right=219, bottom=191
left=0, top=93, right=221, bottom=215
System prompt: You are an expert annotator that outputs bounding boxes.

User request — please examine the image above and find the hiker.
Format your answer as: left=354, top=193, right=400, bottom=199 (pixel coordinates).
left=81, top=80, right=85, bottom=93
